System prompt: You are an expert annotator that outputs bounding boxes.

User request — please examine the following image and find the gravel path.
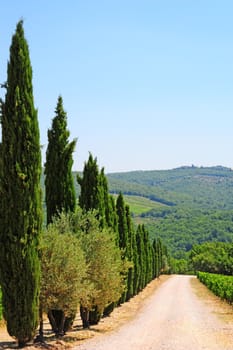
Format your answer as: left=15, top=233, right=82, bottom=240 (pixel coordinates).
left=75, top=275, right=233, bottom=350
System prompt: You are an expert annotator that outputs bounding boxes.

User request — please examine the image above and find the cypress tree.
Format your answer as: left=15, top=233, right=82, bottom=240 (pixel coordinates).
left=116, top=193, right=128, bottom=250
left=77, top=154, right=115, bottom=324
left=141, top=225, right=152, bottom=285
left=0, top=21, right=42, bottom=346
left=77, top=153, right=100, bottom=212
left=136, top=225, right=146, bottom=292
left=77, top=154, right=114, bottom=229
left=44, top=96, right=77, bottom=335
left=98, top=168, right=116, bottom=228
left=152, top=238, right=160, bottom=278
left=45, top=95, right=77, bottom=224
left=125, top=205, right=134, bottom=301
left=108, top=195, right=118, bottom=232
left=116, top=193, right=128, bottom=303
left=157, top=237, right=163, bottom=275
left=132, top=225, right=139, bottom=296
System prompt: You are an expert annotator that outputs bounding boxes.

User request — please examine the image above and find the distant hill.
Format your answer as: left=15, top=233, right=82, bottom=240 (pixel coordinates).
left=106, top=166, right=233, bottom=258
left=42, top=166, right=233, bottom=258
left=107, top=166, right=233, bottom=210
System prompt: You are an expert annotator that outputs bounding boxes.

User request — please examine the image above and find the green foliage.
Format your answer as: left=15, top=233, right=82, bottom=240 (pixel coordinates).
left=0, top=20, right=42, bottom=346
left=190, top=242, right=233, bottom=275
left=77, top=153, right=100, bottom=212
left=108, top=166, right=233, bottom=210
left=77, top=153, right=169, bottom=314
left=169, top=258, right=191, bottom=275
left=116, top=194, right=134, bottom=303
left=77, top=154, right=116, bottom=228
left=136, top=225, right=146, bottom=292
left=43, top=209, right=128, bottom=328
left=78, top=227, right=127, bottom=315
left=107, top=167, right=233, bottom=267
left=75, top=209, right=129, bottom=326
left=125, top=205, right=135, bottom=300
left=40, top=220, right=87, bottom=316
left=72, top=208, right=128, bottom=303
left=45, top=96, right=77, bottom=224
left=198, top=272, right=233, bottom=304
left=116, top=193, right=128, bottom=250
left=143, top=209, right=233, bottom=259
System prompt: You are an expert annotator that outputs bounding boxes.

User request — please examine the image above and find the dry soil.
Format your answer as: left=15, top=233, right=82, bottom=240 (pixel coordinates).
left=0, top=275, right=233, bottom=350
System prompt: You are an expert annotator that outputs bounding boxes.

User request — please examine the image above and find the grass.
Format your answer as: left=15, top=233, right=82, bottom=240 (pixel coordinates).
left=122, top=195, right=166, bottom=216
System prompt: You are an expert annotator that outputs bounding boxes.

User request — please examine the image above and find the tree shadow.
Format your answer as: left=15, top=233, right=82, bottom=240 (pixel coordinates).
left=0, top=340, right=18, bottom=350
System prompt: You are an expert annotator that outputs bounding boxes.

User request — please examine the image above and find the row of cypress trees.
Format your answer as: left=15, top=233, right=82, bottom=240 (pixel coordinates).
left=76, top=154, right=168, bottom=324
left=0, top=21, right=168, bottom=346
left=44, top=95, right=169, bottom=329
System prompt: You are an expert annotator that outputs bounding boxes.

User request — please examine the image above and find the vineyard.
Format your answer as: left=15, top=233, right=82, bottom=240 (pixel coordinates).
left=197, top=271, right=233, bottom=303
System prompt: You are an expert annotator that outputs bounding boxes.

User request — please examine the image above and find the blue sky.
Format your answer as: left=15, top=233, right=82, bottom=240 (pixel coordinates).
left=1, top=1, right=233, bottom=172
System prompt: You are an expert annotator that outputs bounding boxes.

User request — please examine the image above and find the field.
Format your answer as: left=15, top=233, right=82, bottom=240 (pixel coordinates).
left=115, top=194, right=165, bottom=216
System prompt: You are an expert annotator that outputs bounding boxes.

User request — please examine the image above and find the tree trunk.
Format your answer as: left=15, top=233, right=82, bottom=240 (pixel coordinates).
left=57, top=311, right=65, bottom=337
left=18, top=340, right=26, bottom=348
left=80, top=305, right=90, bottom=329
left=89, top=306, right=102, bottom=325
left=34, top=305, right=44, bottom=343
left=48, top=310, right=58, bottom=334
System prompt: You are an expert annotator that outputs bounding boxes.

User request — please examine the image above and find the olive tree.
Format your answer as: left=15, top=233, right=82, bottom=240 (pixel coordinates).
left=39, top=216, right=87, bottom=337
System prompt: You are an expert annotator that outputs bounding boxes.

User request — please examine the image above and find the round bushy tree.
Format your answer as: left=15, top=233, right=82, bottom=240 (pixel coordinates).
left=40, top=218, right=87, bottom=336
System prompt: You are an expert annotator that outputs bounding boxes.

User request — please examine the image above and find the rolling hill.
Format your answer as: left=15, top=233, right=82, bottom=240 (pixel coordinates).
left=106, top=166, right=233, bottom=258
left=42, top=166, right=233, bottom=259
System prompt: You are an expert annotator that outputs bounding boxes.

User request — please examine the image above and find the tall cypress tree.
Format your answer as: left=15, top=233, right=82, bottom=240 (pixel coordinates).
left=108, top=195, right=118, bottom=232
left=0, top=21, right=42, bottom=346
left=157, top=237, right=163, bottom=275
left=136, top=225, right=146, bottom=292
left=77, top=154, right=108, bottom=324
left=44, top=96, right=77, bottom=335
left=153, top=238, right=159, bottom=278
left=77, top=154, right=114, bottom=228
left=116, top=193, right=128, bottom=250
left=78, top=155, right=121, bottom=322
left=98, top=167, right=115, bottom=228
left=125, top=205, right=134, bottom=301
left=141, top=225, right=152, bottom=285
left=77, top=153, right=100, bottom=212
left=45, top=95, right=76, bottom=224
left=116, top=193, right=129, bottom=303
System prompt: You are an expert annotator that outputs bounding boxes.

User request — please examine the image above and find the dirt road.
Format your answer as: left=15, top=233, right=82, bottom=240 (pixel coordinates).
left=75, top=275, right=233, bottom=350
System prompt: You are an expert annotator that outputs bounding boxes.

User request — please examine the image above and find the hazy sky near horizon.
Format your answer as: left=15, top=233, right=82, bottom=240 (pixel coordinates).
left=0, top=1, right=233, bottom=173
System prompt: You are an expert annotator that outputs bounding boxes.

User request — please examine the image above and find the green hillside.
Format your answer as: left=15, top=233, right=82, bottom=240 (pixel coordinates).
left=107, top=166, right=233, bottom=258
left=41, top=166, right=233, bottom=259
left=107, top=166, right=233, bottom=210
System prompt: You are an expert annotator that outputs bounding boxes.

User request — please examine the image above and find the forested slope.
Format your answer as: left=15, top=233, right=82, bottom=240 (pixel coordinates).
left=107, top=166, right=233, bottom=210
left=42, top=166, right=233, bottom=259
left=106, top=166, right=233, bottom=258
